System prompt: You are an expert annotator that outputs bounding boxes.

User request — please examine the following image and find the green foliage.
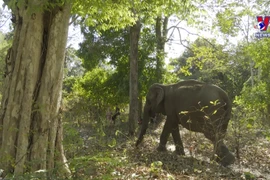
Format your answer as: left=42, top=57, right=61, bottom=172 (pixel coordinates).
left=77, top=27, right=129, bottom=71
left=63, top=65, right=127, bottom=126
left=150, top=161, right=163, bottom=177
left=162, top=65, right=178, bottom=84
left=4, top=0, right=70, bottom=13
left=63, top=76, right=77, bottom=94
left=246, top=38, right=270, bottom=73
left=63, top=123, right=84, bottom=158
left=235, top=82, right=268, bottom=110
left=170, top=38, right=250, bottom=98
left=234, top=38, right=270, bottom=122
left=215, top=8, right=237, bottom=36
left=74, top=67, right=116, bottom=106
left=72, top=0, right=195, bottom=31
left=72, top=1, right=135, bottom=31
left=64, top=47, right=84, bottom=78
left=76, top=23, right=166, bottom=102
left=0, top=32, right=12, bottom=100
left=76, top=27, right=130, bottom=106
left=68, top=0, right=201, bottom=124
left=243, top=171, right=256, bottom=180
left=70, top=151, right=128, bottom=179
left=0, top=32, right=11, bottom=65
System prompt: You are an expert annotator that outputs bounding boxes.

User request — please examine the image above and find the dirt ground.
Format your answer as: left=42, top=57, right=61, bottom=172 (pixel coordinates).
left=65, top=116, right=270, bottom=180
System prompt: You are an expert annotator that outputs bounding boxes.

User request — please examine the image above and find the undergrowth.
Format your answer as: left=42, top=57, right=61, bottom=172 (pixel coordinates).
left=63, top=113, right=270, bottom=180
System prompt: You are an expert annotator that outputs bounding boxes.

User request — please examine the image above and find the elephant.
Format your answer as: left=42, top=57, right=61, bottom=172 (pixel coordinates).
left=136, top=80, right=235, bottom=166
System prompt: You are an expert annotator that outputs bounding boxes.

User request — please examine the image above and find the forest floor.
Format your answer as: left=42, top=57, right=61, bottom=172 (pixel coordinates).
left=64, top=115, right=270, bottom=180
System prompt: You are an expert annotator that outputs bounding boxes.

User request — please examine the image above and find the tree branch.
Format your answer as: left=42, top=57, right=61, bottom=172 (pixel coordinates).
left=166, top=20, right=182, bottom=42
left=0, top=15, right=11, bottom=28
left=177, top=26, right=218, bottom=50
left=175, top=27, right=193, bottom=52
left=69, top=15, right=80, bottom=25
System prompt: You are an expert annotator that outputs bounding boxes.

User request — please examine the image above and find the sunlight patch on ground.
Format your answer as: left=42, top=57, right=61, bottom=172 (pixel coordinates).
left=167, top=144, right=175, bottom=151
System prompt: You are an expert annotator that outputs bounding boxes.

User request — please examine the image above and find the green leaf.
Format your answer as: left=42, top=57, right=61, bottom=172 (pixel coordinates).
left=204, top=115, right=210, bottom=120
left=115, top=130, right=120, bottom=136
left=151, top=161, right=163, bottom=168
left=180, top=111, right=189, bottom=115
left=244, top=172, right=255, bottom=179
left=212, top=110, right=217, bottom=115
left=108, top=138, right=117, bottom=148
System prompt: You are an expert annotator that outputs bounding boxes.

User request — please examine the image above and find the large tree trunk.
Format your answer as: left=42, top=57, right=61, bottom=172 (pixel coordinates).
left=0, top=1, right=71, bottom=177
left=155, top=16, right=168, bottom=82
left=128, top=20, right=141, bottom=136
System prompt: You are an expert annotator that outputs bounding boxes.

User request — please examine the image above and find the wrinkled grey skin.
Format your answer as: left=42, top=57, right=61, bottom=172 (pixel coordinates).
left=136, top=80, right=235, bottom=166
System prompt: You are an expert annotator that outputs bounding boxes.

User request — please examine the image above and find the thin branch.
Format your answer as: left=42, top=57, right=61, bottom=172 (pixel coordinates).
left=166, top=19, right=219, bottom=52
left=167, top=20, right=182, bottom=32
left=177, top=26, right=218, bottom=50
left=175, top=26, right=193, bottom=53
left=69, top=15, right=80, bottom=25
left=0, top=14, right=11, bottom=28
left=166, top=20, right=182, bottom=42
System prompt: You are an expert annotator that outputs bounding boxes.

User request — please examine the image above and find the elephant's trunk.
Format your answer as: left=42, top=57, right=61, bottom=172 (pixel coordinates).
left=135, top=106, right=150, bottom=147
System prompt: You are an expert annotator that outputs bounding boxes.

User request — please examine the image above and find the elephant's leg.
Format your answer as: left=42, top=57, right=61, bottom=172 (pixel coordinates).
left=171, top=120, right=185, bottom=155
left=157, top=118, right=172, bottom=152
left=204, top=129, right=235, bottom=166
left=213, top=140, right=235, bottom=166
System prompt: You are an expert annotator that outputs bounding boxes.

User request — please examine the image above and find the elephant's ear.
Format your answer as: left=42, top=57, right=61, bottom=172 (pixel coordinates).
left=155, top=86, right=164, bottom=107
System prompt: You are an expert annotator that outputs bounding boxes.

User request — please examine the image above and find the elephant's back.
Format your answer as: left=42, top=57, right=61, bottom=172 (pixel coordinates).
left=171, top=79, right=205, bottom=88
left=170, top=82, right=227, bottom=110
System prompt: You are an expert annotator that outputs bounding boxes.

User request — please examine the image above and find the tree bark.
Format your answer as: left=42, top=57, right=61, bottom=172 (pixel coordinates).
left=155, top=16, right=168, bottom=82
left=0, top=1, right=71, bottom=177
left=128, top=20, right=141, bottom=136
left=138, top=96, right=143, bottom=119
